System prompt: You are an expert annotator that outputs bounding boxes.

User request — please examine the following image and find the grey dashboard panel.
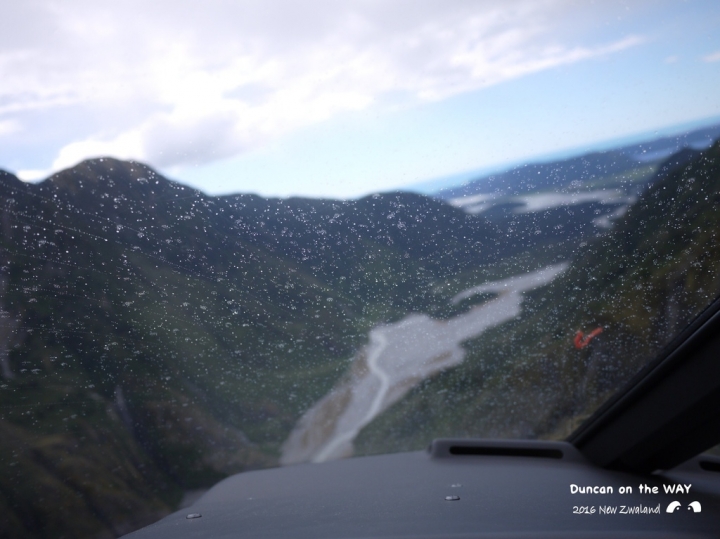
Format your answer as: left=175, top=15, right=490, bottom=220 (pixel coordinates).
left=122, top=441, right=720, bottom=539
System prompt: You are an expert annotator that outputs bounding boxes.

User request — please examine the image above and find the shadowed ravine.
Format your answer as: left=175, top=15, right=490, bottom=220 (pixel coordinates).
left=280, top=264, right=568, bottom=464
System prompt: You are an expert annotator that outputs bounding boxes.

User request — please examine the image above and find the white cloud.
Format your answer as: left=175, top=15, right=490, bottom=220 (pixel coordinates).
left=16, top=169, right=51, bottom=182
left=703, top=51, right=720, bottom=63
left=0, top=119, right=20, bottom=137
left=0, top=0, right=645, bottom=174
left=51, top=131, right=144, bottom=171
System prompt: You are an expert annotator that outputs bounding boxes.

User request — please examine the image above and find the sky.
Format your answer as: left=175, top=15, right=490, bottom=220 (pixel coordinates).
left=1, top=0, right=719, bottom=199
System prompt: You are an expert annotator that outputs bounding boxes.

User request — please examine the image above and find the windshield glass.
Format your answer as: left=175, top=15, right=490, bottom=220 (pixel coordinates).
left=2, top=1, right=720, bottom=537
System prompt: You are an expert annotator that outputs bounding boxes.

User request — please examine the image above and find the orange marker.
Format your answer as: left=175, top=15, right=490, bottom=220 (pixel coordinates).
left=574, top=327, right=603, bottom=349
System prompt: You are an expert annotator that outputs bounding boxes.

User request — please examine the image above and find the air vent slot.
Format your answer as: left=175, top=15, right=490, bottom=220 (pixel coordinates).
left=699, top=460, right=720, bottom=473
left=449, top=446, right=563, bottom=459
left=429, top=438, right=584, bottom=461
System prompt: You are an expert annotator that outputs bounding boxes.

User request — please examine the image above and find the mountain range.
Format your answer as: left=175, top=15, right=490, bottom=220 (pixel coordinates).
left=0, top=158, right=517, bottom=538
left=1, top=136, right=719, bottom=538
left=355, top=140, right=720, bottom=454
left=434, top=122, right=720, bottom=224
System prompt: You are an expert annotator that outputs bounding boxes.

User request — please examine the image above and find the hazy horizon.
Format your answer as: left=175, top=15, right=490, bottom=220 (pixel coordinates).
left=2, top=0, right=719, bottom=198
left=7, top=113, right=720, bottom=202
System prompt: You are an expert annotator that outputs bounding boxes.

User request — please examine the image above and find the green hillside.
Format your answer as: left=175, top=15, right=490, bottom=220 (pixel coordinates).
left=1, top=141, right=718, bottom=538
left=0, top=159, right=505, bottom=538
left=355, top=140, right=720, bottom=453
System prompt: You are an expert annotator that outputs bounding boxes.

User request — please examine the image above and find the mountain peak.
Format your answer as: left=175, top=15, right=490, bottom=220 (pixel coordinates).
left=0, top=168, right=24, bottom=186
left=0, top=169, right=31, bottom=200
left=42, top=157, right=193, bottom=200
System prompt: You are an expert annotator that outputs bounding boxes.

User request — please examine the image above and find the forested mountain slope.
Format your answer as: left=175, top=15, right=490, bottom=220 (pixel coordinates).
left=0, top=159, right=504, bottom=538
left=356, top=140, right=720, bottom=454
left=1, top=140, right=717, bottom=538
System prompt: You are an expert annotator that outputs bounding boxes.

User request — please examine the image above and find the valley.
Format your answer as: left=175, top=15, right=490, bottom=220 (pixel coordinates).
left=0, top=135, right=719, bottom=539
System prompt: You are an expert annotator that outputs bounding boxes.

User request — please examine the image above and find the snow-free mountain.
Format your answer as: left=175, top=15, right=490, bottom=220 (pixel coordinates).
left=1, top=134, right=719, bottom=539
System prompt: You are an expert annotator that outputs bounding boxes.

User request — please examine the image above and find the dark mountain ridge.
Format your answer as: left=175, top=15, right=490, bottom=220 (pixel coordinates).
left=437, top=121, right=720, bottom=200
left=355, top=140, right=720, bottom=454
left=439, top=150, right=641, bottom=199
left=0, top=158, right=513, bottom=539
left=1, top=142, right=716, bottom=539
